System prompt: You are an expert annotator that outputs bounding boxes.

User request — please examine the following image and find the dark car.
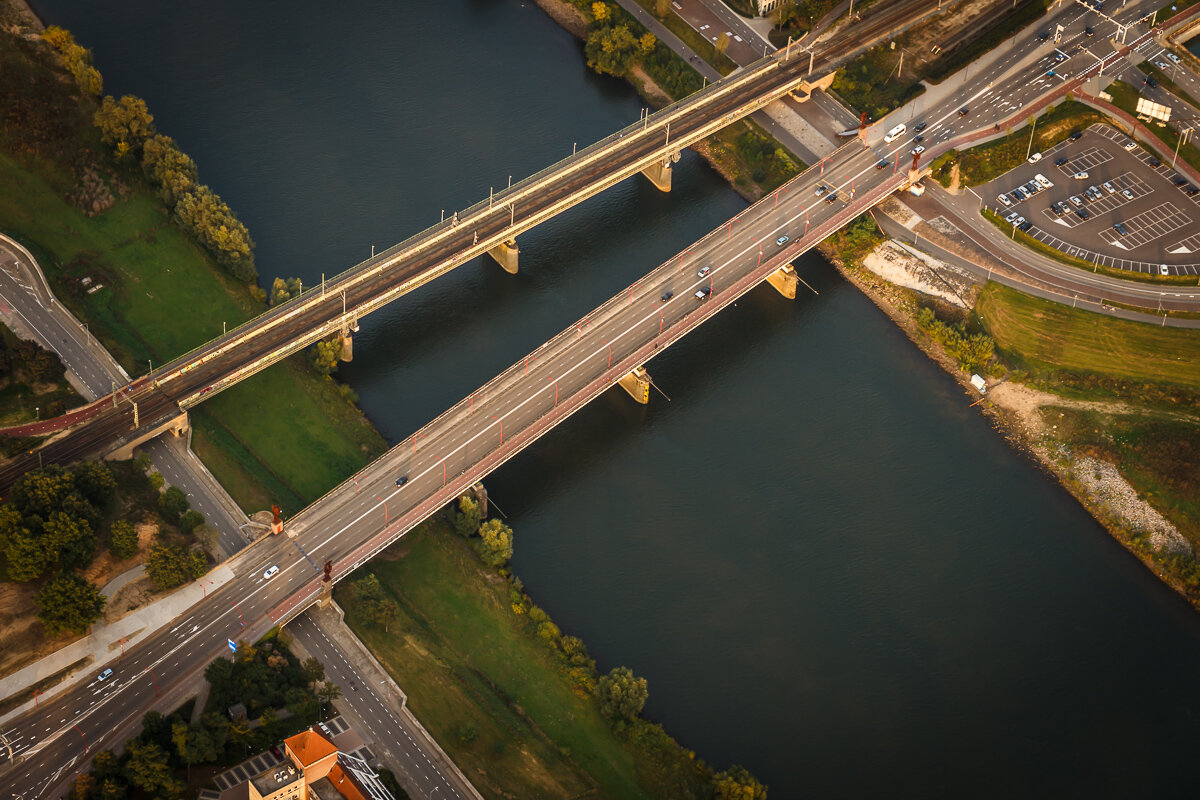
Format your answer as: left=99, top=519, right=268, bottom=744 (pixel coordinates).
left=1038, top=31, right=1050, bottom=41
left=1076, top=207, right=1091, bottom=219
left=660, top=290, right=674, bottom=302
left=1085, top=25, right=1094, bottom=36
left=958, top=107, right=969, bottom=117
left=1055, top=157, right=1069, bottom=166
left=1174, top=176, right=1188, bottom=185
left=395, top=475, right=408, bottom=487
left=1188, top=187, right=1200, bottom=196
left=694, top=286, right=712, bottom=301
left=914, top=134, right=925, bottom=143
left=1113, top=223, right=1128, bottom=235
left=1069, top=131, right=1083, bottom=141
left=1149, top=158, right=1162, bottom=167
left=825, top=193, right=837, bottom=203
left=1018, top=220, right=1032, bottom=231
left=876, top=159, right=889, bottom=170
left=1145, top=76, right=1157, bottom=87
left=914, top=121, right=927, bottom=132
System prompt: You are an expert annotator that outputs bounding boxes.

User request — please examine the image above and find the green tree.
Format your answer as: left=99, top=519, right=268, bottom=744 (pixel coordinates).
left=145, top=544, right=207, bottom=590
left=316, top=680, right=342, bottom=714
left=4, top=527, right=48, bottom=581
left=311, top=335, right=343, bottom=376
left=172, top=719, right=219, bottom=776
left=712, top=764, right=768, bottom=800
left=108, top=519, right=139, bottom=559
left=474, top=519, right=514, bottom=567
left=93, top=95, right=155, bottom=155
left=43, top=509, right=96, bottom=570
left=286, top=686, right=321, bottom=720
left=269, top=276, right=302, bottom=306
left=301, top=656, right=326, bottom=685
left=173, top=185, right=257, bottom=282
left=10, top=465, right=77, bottom=519
left=452, top=495, right=482, bottom=537
left=595, top=665, right=648, bottom=722
left=158, top=485, right=189, bottom=522
left=180, top=509, right=206, bottom=534
left=123, top=740, right=172, bottom=792
left=585, top=25, right=640, bottom=77
left=35, top=574, right=105, bottom=636
left=72, top=461, right=117, bottom=507
left=638, top=32, right=657, bottom=54
left=141, top=134, right=197, bottom=207
left=371, top=598, right=401, bottom=632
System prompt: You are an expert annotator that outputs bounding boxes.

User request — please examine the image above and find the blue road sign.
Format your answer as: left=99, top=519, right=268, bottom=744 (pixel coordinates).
left=227, top=639, right=237, bottom=653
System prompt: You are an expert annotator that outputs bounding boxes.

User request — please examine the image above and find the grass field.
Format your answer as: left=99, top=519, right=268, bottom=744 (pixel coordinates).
left=976, top=283, right=1200, bottom=390
left=1106, top=80, right=1200, bottom=175
left=337, top=520, right=707, bottom=800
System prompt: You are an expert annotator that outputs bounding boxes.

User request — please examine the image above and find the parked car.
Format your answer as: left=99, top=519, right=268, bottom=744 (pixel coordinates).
left=1073, top=171, right=1089, bottom=179
left=1069, top=194, right=1084, bottom=206
left=1055, top=157, right=1069, bottom=166
left=1174, top=176, right=1188, bottom=185
left=1076, top=207, right=1091, bottom=219
left=1161, top=264, right=1171, bottom=275
left=1149, top=158, right=1162, bottom=167
left=1124, top=140, right=1138, bottom=150
left=1013, top=187, right=1027, bottom=200
left=1028, top=151, right=1042, bottom=164
left=1069, top=131, right=1084, bottom=141
left=1113, top=222, right=1128, bottom=235
left=1102, top=181, right=1115, bottom=193
left=1188, top=187, right=1199, bottom=196
left=1005, top=211, right=1019, bottom=223
left=1035, top=173, right=1054, bottom=189
left=998, top=193, right=1012, bottom=206
left=1122, top=188, right=1134, bottom=199
left=1019, top=220, right=1032, bottom=231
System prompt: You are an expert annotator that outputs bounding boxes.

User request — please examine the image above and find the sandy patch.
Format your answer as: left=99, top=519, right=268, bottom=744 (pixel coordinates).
left=862, top=239, right=977, bottom=307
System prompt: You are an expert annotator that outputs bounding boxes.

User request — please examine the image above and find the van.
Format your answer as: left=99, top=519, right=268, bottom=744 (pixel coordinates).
left=1035, top=173, right=1053, bottom=189
left=884, top=123, right=906, bottom=144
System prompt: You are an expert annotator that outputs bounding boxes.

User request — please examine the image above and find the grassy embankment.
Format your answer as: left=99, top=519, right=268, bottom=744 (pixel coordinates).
left=1106, top=80, right=1200, bottom=175
left=975, top=283, right=1200, bottom=589
left=0, top=28, right=385, bottom=513
left=1137, top=61, right=1200, bottom=110
left=0, top=322, right=83, bottom=433
left=629, top=0, right=737, bottom=76
left=337, top=519, right=711, bottom=800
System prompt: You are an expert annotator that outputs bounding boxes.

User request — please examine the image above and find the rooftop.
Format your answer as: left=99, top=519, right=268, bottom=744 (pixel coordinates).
left=284, top=728, right=339, bottom=768
left=249, top=762, right=301, bottom=797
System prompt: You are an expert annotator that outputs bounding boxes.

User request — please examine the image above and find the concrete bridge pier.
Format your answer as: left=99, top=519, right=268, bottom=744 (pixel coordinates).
left=641, top=150, right=681, bottom=193
left=766, top=264, right=800, bottom=299
left=105, top=411, right=189, bottom=461
left=488, top=239, right=520, bottom=274
left=468, top=482, right=488, bottom=518
left=340, top=319, right=359, bottom=362
left=618, top=366, right=652, bottom=404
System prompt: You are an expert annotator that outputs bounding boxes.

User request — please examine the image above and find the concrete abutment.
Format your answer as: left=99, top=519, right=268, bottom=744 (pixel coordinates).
left=618, top=366, right=651, bottom=404
left=488, top=239, right=520, bottom=274
left=766, top=264, right=800, bottom=299
left=105, top=411, right=189, bottom=461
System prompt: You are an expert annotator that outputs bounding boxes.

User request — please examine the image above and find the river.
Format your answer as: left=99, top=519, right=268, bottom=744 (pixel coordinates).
left=27, top=0, right=1200, bottom=796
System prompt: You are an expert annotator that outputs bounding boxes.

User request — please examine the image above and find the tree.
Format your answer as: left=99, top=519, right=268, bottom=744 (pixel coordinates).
left=4, top=527, right=48, bottom=581
left=596, top=665, right=647, bottom=722
left=370, top=598, right=401, bottom=632
left=36, top=574, right=105, bottom=636
left=269, top=276, right=302, bottom=306
left=123, top=740, right=172, bottom=792
left=10, top=465, right=77, bottom=519
left=93, top=95, right=155, bottom=155
left=585, top=25, right=640, bottom=77
left=301, top=656, right=326, bottom=685
left=712, top=765, right=768, bottom=800
left=452, top=495, right=482, bottom=537
left=715, top=31, right=731, bottom=56
left=180, top=509, right=206, bottom=534
left=638, top=32, right=657, bottom=55
left=108, top=519, right=139, bottom=559
left=70, top=773, right=94, bottom=800
left=141, top=134, right=198, bottom=208
left=145, top=544, right=207, bottom=590
left=173, top=185, right=257, bottom=282
left=475, top=519, right=514, bottom=567
left=592, top=1, right=610, bottom=22
left=43, top=509, right=96, bottom=570
left=311, top=335, right=343, bottom=376
left=158, top=485, right=189, bottom=522
left=172, top=719, right=219, bottom=777
left=73, top=461, right=117, bottom=507
left=316, top=680, right=342, bottom=714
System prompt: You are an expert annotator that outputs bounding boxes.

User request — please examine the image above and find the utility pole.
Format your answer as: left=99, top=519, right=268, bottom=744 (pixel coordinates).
left=1025, top=113, right=1039, bottom=160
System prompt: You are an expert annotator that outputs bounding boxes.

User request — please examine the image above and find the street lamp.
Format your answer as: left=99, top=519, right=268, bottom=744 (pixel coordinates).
left=1172, top=126, right=1193, bottom=168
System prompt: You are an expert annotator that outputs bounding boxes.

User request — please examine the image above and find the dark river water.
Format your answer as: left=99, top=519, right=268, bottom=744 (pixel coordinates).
left=28, top=0, right=1200, bottom=796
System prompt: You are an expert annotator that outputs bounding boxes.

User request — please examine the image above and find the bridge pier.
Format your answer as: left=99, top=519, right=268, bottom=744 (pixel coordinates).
left=469, top=482, right=488, bottom=518
left=105, top=411, right=189, bottom=461
left=641, top=160, right=673, bottom=192
left=618, top=366, right=652, bottom=404
left=340, top=319, right=359, bottom=362
left=766, top=264, right=800, bottom=299
left=488, top=239, right=520, bottom=274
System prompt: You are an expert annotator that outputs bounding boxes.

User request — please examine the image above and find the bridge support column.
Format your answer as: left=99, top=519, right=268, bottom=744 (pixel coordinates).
left=469, top=483, right=489, bottom=518
left=641, top=160, right=674, bottom=193
left=318, top=579, right=333, bottom=609
left=340, top=319, right=359, bottom=362
left=105, top=411, right=189, bottom=461
left=766, top=264, right=800, bottom=299
left=488, top=239, right=520, bottom=274
left=618, top=366, right=652, bottom=404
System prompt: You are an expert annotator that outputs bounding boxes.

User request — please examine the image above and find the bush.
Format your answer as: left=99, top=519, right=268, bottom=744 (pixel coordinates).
left=179, top=509, right=206, bottom=534
left=108, top=519, right=139, bottom=559
left=145, top=543, right=207, bottom=590
left=158, top=485, right=189, bottom=522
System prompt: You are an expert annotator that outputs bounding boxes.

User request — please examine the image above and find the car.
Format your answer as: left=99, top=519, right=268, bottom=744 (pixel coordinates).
left=1019, top=220, right=1032, bottom=231
left=1051, top=203, right=1064, bottom=215
left=876, top=159, right=889, bottom=170
left=1069, top=131, right=1083, bottom=141
left=1155, top=60, right=1169, bottom=69
left=1124, top=141, right=1138, bottom=151
left=697, top=266, right=711, bottom=278
left=660, top=290, right=674, bottom=302
left=814, top=184, right=826, bottom=196
left=914, top=121, right=927, bottom=132
left=1086, top=185, right=1101, bottom=199
left=911, top=145, right=925, bottom=155
left=1076, top=207, right=1091, bottom=219
left=199, top=386, right=213, bottom=396
left=998, top=193, right=1012, bottom=206
left=1102, top=181, right=1115, bottom=193
left=263, top=565, right=279, bottom=580
left=914, top=134, right=925, bottom=143
left=1054, top=52, right=1066, bottom=62
left=1013, top=187, right=1027, bottom=200
left=1026, top=181, right=1041, bottom=194
left=1014, top=216, right=1026, bottom=227
left=1046, top=70, right=1057, bottom=78
left=1055, top=157, right=1069, bottom=166
left=1073, top=171, right=1089, bottom=179
left=1188, top=187, right=1200, bottom=196
left=1167, top=53, right=1181, bottom=64
left=1174, top=175, right=1188, bottom=185
left=1035, top=173, right=1053, bottom=189
left=1161, top=264, right=1170, bottom=275
left=1113, top=222, right=1128, bottom=235
left=958, top=107, right=969, bottom=117
left=1121, top=188, right=1134, bottom=199
left=1085, top=25, right=1094, bottom=36
left=1028, top=152, right=1042, bottom=164
left=1005, top=211, right=1019, bottom=223
left=1145, top=77, right=1157, bottom=88
left=395, top=475, right=408, bottom=487
left=775, top=235, right=790, bottom=246
left=1038, top=31, right=1050, bottom=41
left=825, top=193, right=837, bottom=203
left=1149, top=158, right=1162, bottom=167
left=1069, top=194, right=1084, bottom=206
left=694, top=287, right=712, bottom=300
left=97, top=668, right=114, bottom=682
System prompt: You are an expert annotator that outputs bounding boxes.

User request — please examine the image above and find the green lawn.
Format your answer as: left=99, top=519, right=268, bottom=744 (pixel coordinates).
left=1106, top=80, right=1200, bottom=175
left=976, top=283, right=1200, bottom=390
left=337, top=520, right=707, bottom=800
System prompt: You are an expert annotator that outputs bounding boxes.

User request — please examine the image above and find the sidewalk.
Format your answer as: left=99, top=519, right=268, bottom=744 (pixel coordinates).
left=0, top=562, right=235, bottom=726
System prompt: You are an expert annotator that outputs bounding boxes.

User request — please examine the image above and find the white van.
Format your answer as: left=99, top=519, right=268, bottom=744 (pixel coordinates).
left=1034, top=173, right=1053, bottom=189
left=884, top=123, right=906, bottom=144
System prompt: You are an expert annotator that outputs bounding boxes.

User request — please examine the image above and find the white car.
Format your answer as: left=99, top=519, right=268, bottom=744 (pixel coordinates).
left=1028, top=152, right=1042, bottom=164
left=1005, top=211, right=1019, bottom=223
left=1069, top=195, right=1084, bottom=206
left=97, top=668, right=114, bottom=682
left=1035, top=173, right=1053, bottom=189
left=911, top=145, right=926, bottom=155
left=1122, top=189, right=1134, bottom=199
left=776, top=235, right=790, bottom=246
left=1123, top=141, right=1137, bottom=151
left=1155, top=60, right=1169, bottom=69
left=1160, top=264, right=1170, bottom=275
left=1073, top=171, right=1089, bottom=180
left=1167, top=53, right=1181, bottom=64
left=697, top=266, right=711, bottom=278
left=998, top=193, right=1012, bottom=206
left=263, top=565, right=280, bottom=580
left=1102, top=181, right=1115, bottom=193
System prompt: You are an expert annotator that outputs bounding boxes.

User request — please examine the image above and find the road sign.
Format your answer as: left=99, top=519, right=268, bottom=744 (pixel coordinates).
left=227, top=639, right=237, bottom=653
left=1136, top=97, right=1172, bottom=123
left=1055, top=24, right=1064, bottom=43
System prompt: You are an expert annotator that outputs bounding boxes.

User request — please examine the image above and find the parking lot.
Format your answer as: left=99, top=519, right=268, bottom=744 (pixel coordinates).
left=979, top=124, right=1200, bottom=276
